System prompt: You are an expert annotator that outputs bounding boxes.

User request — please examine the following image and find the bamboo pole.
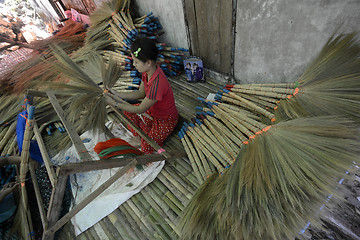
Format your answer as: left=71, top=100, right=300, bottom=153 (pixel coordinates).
left=113, top=209, right=140, bottom=240
left=182, top=128, right=214, bottom=175
left=0, top=126, right=9, bottom=145
left=236, top=92, right=278, bottom=109
left=163, top=165, right=197, bottom=194
left=216, top=104, right=268, bottom=131
left=226, top=82, right=298, bottom=88
left=143, top=185, right=177, bottom=223
left=98, top=218, right=118, bottom=240
left=212, top=105, right=255, bottom=139
left=19, top=105, right=35, bottom=240
left=135, top=193, right=172, bottom=240
left=6, top=135, right=17, bottom=156
left=152, top=179, right=185, bottom=211
left=209, top=110, right=248, bottom=143
left=0, top=121, right=16, bottom=153
left=119, top=204, right=147, bottom=239
left=183, top=128, right=225, bottom=174
left=178, top=131, right=204, bottom=183
left=221, top=89, right=276, bottom=121
left=156, top=173, right=189, bottom=205
left=227, top=84, right=296, bottom=94
left=184, top=123, right=230, bottom=167
left=126, top=198, right=156, bottom=236
left=20, top=106, right=35, bottom=205
left=1, top=133, right=15, bottom=156
left=159, top=168, right=193, bottom=200
left=198, top=113, right=239, bottom=155
left=190, top=121, right=234, bottom=165
left=107, top=213, right=131, bottom=239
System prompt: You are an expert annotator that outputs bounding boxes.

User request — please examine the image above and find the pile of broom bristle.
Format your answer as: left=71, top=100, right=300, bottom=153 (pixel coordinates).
left=177, top=32, right=360, bottom=240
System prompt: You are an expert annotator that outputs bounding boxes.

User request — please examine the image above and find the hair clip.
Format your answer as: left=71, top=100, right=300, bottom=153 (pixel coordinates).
left=134, top=48, right=141, bottom=57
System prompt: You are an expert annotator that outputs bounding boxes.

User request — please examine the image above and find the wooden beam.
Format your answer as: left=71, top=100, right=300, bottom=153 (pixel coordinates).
left=110, top=105, right=171, bottom=158
left=46, top=91, right=92, bottom=162
left=59, top=150, right=187, bottom=176
left=33, top=121, right=57, bottom=187
left=29, top=163, right=48, bottom=230
left=46, top=174, right=68, bottom=232
left=43, top=160, right=137, bottom=238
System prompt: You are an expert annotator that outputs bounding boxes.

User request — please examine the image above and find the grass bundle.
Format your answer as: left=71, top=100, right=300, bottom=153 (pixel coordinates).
left=275, top=32, right=360, bottom=122
left=178, top=116, right=359, bottom=240
left=47, top=45, right=121, bottom=133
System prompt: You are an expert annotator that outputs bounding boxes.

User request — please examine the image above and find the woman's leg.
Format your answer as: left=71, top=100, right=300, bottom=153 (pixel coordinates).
left=141, top=115, right=179, bottom=154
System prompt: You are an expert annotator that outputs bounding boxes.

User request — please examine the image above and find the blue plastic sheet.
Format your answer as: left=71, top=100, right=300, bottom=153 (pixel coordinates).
left=16, top=110, right=43, bottom=165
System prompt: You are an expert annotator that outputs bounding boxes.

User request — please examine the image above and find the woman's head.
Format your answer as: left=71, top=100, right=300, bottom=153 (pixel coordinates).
left=130, top=37, right=159, bottom=63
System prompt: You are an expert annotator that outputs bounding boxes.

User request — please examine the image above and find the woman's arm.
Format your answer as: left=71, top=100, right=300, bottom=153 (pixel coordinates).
left=115, top=82, right=146, bottom=100
left=115, top=97, right=157, bottom=114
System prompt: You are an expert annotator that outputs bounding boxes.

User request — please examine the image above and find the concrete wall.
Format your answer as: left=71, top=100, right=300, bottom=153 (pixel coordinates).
left=234, top=0, right=360, bottom=83
left=92, top=0, right=359, bottom=84
left=133, top=0, right=189, bottom=49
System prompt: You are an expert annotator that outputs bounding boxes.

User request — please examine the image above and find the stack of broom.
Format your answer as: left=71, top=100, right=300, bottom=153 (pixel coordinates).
left=177, top=32, right=360, bottom=240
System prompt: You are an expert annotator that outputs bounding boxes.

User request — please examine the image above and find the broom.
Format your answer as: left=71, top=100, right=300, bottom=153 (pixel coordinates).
left=178, top=116, right=359, bottom=240
left=274, top=32, right=360, bottom=122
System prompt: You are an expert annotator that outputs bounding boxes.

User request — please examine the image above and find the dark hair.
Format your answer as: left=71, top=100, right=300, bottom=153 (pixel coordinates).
left=130, top=37, right=159, bottom=62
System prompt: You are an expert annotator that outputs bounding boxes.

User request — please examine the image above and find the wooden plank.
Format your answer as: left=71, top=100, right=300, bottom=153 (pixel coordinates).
left=183, top=0, right=199, bottom=54
left=33, top=121, right=57, bottom=187
left=44, top=160, right=137, bottom=236
left=194, top=0, right=209, bottom=63
left=29, top=163, right=48, bottom=230
left=207, top=0, right=221, bottom=70
left=81, top=0, right=96, bottom=13
left=110, top=106, right=172, bottom=158
left=46, top=173, right=67, bottom=225
left=61, top=0, right=89, bottom=14
left=59, top=151, right=187, bottom=176
left=220, top=0, right=234, bottom=73
left=47, top=91, right=92, bottom=162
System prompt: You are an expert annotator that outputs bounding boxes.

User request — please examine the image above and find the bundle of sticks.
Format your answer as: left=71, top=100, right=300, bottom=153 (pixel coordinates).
left=177, top=32, right=360, bottom=240
left=85, top=0, right=188, bottom=93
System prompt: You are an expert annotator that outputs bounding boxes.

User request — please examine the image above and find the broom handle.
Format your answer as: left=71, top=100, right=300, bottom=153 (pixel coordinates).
left=223, top=91, right=276, bottom=121
left=19, top=105, right=35, bottom=239
left=108, top=104, right=171, bottom=158
left=227, top=82, right=297, bottom=88
left=178, top=132, right=204, bottom=183
left=227, top=84, right=296, bottom=94
left=228, top=87, right=289, bottom=99
left=199, top=116, right=239, bottom=158
left=188, top=124, right=230, bottom=166
left=192, top=122, right=234, bottom=165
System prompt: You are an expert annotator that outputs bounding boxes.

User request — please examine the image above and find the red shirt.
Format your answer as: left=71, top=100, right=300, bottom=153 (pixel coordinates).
left=142, top=65, right=178, bottom=119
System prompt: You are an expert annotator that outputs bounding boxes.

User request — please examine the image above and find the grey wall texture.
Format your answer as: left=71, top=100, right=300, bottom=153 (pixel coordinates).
left=128, top=0, right=359, bottom=84
left=234, top=0, right=360, bottom=84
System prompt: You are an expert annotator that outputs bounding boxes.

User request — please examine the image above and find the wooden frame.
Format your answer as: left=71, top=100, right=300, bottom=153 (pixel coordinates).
left=22, top=90, right=186, bottom=240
